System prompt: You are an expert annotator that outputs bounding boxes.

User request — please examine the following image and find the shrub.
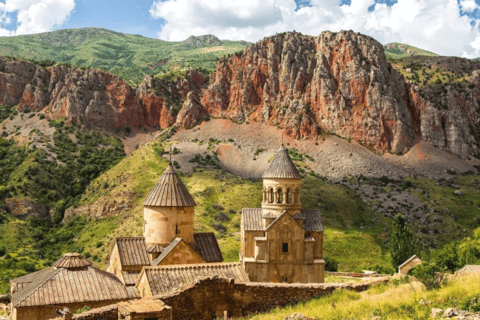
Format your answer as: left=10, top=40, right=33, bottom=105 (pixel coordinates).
left=215, top=212, right=230, bottom=222
left=411, top=262, right=445, bottom=290
left=324, top=256, right=339, bottom=271
left=213, top=223, right=226, bottom=233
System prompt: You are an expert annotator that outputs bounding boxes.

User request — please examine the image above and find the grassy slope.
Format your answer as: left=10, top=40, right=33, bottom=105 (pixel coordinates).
left=384, top=42, right=438, bottom=60
left=244, top=274, right=480, bottom=319
left=0, top=28, right=249, bottom=87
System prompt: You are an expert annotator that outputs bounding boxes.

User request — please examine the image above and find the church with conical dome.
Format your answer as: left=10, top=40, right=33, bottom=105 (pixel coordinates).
left=241, top=146, right=325, bottom=283
left=106, top=163, right=224, bottom=291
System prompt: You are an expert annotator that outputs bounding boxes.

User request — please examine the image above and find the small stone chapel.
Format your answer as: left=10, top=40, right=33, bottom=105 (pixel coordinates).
left=241, top=145, right=325, bottom=283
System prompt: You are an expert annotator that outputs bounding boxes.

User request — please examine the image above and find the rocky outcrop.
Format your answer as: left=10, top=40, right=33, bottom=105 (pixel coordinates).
left=2, top=30, right=480, bottom=158
left=199, top=31, right=480, bottom=158
left=64, top=191, right=135, bottom=219
left=4, top=198, right=49, bottom=220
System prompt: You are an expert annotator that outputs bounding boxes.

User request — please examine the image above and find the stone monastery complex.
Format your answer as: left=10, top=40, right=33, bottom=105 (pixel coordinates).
left=8, top=146, right=326, bottom=320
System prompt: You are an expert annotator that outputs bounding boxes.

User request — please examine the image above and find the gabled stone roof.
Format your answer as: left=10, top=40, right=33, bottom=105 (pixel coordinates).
left=398, top=254, right=421, bottom=269
left=193, top=232, right=223, bottom=263
left=12, top=253, right=130, bottom=307
left=143, top=165, right=197, bottom=207
left=146, top=244, right=164, bottom=254
left=151, top=238, right=183, bottom=266
left=242, top=208, right=323, bottom=232
left=115, top=237, right=150, bottom=267
left=262, top=146, right=302, bottom=179
left=139, top=263, right=250, bottom=296
left=122, top=270, right=142, bottom=286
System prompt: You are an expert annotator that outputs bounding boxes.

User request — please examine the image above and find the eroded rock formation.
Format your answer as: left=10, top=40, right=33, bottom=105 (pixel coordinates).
left=1, top=30, right=480, bottom=158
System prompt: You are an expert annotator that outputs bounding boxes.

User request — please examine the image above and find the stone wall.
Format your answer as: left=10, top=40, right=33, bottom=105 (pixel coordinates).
left=49, top=304, right=118, bottom=320
left=45, top=276, right=389, bottom=320
left=159, top=276, right=389, bottom=319
left=325, top=272, right=389, bottom=278
left=16, top=300, right=122, bottom=320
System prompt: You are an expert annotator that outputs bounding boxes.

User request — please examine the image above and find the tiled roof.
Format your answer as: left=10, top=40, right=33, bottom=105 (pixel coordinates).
left=242, top=208, right=264, bottom=231
left=143, top=165, right=197, bottom=207
left=151, top=237, right=183, bottom=266
left=146, top=244, right=164, bottom=254
left=141, top=263, right=250, bottom=296
left=398, top=255, right=421, bottom=269
left=12, top=254, right=129, bottom=307
left=122, top=270, right=142, bottom=286
left=456, top=265, right=480, bottom=276
left=10, top=268, right=50, bottom=286
left=292, top=213, right=305, bottom=219
left=116, top=237, right=150, bottom=267
left=52, top=252, right=92, bottom=269
left=126, top=286, right=140, bottom=299
left=243, top=208, right=323, bottom=232
left=301, top=209, right=324, bottom=232
left=193, top=232, right=223, bottom=263
left=262, top=146, right=302, bottom=179
left=254, top=237, right=267, bottom=241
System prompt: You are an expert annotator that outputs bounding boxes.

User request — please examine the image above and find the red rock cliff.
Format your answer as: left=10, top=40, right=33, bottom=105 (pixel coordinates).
left=1, top=30, right=479, bottom=158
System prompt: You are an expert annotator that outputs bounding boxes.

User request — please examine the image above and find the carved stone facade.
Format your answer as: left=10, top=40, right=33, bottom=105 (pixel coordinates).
left=241, top=146, right=325, bottom=283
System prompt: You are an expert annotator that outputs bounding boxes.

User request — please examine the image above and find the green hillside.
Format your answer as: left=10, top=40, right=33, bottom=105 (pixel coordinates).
left=0, top=28, right=250, bottom=87
left=244, top=273, right=480, bottom=320
left=384, top=42, right=438, bottom=60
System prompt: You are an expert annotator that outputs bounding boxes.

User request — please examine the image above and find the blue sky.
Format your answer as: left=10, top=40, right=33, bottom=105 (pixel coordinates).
left=0, top=0, right=480, bottom=57
left=60, top=0, right=164, bottom=38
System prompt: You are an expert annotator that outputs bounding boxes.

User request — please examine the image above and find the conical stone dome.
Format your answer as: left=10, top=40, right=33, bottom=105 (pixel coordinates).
left=143, top=165, right=197, bottom=207
left=262, top=146, right=302, bottom=179
left=53, top=252, right=92, bottom=269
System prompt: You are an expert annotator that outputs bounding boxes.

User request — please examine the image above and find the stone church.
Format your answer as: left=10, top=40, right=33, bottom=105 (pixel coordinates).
left=241, top=146, right=325, bottom=283
left=106, top=163, right=224, bottom=290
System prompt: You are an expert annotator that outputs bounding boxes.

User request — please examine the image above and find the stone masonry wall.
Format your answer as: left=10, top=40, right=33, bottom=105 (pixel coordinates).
left=49, top=304, right=118, bottom=320
left=49, top=276, right=389, bottom=320
left=159, top=276, right=390, bottom=320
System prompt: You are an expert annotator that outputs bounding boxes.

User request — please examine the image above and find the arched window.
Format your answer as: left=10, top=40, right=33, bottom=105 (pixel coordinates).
left=278, top=188, right=284, bottom=204
left=268, top=188, right=274, bottom=203
left=287, top=188, right=293, bottom=204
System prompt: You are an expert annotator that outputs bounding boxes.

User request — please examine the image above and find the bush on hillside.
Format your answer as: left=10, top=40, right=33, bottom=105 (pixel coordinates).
left=324, top=256, right=339, bottom=272
left=411, top=261, right=445, bottom=290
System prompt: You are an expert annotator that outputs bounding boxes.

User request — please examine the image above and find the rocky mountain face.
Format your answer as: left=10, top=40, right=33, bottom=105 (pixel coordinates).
left=0, top=58, right=204, bottom=130
left=1, top=30, right=480, bottom=159
left=199, top=31, right=480, bottom=159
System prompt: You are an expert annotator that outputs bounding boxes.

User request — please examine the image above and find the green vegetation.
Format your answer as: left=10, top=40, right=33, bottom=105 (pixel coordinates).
left=389, top=214, right=419, bottom=269
left=244, top=274, right=480, bottom=319
left=0, top=28, right=250, bottom=87
left=0, top=122, right=126, bottom=292
left=384, top=42, right=438, bottom=60
left=3, top=123, right=125, bottom=211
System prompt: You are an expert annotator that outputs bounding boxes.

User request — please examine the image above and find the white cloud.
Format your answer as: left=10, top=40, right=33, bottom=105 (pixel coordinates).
left=460, top=0, right=478, bottom=11
left=0, top=0, right=75, bottom=36
left=150, top=0, right=480, bottom=57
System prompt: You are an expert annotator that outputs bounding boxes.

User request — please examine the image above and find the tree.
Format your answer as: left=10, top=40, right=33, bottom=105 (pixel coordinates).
left=389, top=214, right=419, bottom=270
